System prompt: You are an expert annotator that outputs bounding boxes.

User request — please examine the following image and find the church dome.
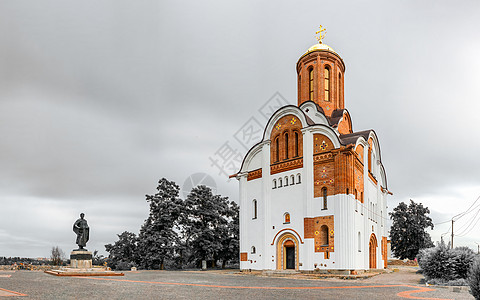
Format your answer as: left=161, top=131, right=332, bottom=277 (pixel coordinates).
left=305, top=43, right=337, bottom=56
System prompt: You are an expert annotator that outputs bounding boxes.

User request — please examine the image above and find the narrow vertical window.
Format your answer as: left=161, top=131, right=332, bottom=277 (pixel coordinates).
left=294, top=132, right=299, bottom=157
left=338, top=73, right=342, bottom=106
left=322, top=187, right=328, bottom=210
left=372, top=153, right=376, bottom=174
left=279, top=178, right=282, bottom=187
left=290, top=175, right=295, bottom=185
left=285, top=176, right=288, bottom=186
left=251, top=246, right=256, bottom=254
left=309, top=68, right=314, bottom=100
left=252, top=199, right=257, bottom=219
left=275, top=137, right=279, bottom=162
left=285, top=133, right=289, bottom=159
left=297, top=174, right=301, bottom=184
left=324, top=66, right=330, bottom=101
left=368, top=147, right=372, bottom=172
left=273, top=179, right=277, bottom=189
left=358, top=232, right=361, bottom=252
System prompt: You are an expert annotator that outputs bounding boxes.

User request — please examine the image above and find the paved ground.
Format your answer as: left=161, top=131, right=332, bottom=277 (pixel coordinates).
left=0, top=267, right=474, bottom=299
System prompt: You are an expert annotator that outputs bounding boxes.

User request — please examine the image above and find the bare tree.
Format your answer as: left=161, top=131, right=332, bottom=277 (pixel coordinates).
left=50, top=246, right=65, bottom=266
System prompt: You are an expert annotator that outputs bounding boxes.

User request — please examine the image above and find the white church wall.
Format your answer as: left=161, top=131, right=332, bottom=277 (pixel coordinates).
left=245, top=178, right=265, bottom=269
left=245, top=148, right=262, bottom=171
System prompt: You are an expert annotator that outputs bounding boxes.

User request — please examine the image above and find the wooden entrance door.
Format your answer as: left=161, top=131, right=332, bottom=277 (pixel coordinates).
left=369, top=234, right=377, bottom=269
left=285, top=246, right=295, bottom=269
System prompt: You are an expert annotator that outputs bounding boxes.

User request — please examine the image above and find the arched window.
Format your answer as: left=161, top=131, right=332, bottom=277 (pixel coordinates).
left=297, top=174, right=301, bottom=184
left=272, top=179, right=277, bottom=189
left=252, top=199, right=257, bottom=219
left=285, top=133, right=289, bottom=159
left=251, top=246, right=256, bottom=254
left=358, top=232, right=361, bottom=252
left=284, top=176, right=288, bottom=186
left=284, top=212, right=290, bottom=224
left=279, top=178, right=282, bottom=187
left=322, top=187, right=328, bottom=210
left=309, top=67, right=314, bottom=100
left=290, top=175, right=295, bottom=185
left=320, top=225, right=329, bottom=246
left=275, top=137, right=280, bottom=162
left=324, top=66, right=330, bottom=101
left=294, top=132, right=299, bottom=157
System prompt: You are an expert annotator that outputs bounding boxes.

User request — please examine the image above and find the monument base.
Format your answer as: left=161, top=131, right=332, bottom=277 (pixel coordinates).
left=45, top=250, right=124, bottom=276
left=70, top=250, right=93, bottom=269
left=45, top=267, right=124, bottom=276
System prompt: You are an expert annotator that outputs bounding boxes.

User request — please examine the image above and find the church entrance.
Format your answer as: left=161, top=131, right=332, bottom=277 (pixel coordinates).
left=276, top=233, right=299, bottom=270
left=285, top=245, right=295, bottom=269
left=369, top=233, right=377, bottom=269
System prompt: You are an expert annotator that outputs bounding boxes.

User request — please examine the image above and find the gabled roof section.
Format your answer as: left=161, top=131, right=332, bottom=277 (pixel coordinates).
left=328, top=109, right=345, bottom=127
left=339, top=130, right=372, bottom=146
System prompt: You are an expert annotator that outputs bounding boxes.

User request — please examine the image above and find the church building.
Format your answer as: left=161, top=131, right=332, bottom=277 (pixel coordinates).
left=233, top=30, right=391, bottom=272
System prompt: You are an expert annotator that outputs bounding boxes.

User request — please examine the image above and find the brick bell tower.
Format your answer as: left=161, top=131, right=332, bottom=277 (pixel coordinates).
left=297, top=26, right=345, bottom=117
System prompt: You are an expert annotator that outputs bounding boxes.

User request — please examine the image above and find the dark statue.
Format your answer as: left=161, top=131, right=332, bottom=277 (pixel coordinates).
left=73, top=213, right=89, bottom=250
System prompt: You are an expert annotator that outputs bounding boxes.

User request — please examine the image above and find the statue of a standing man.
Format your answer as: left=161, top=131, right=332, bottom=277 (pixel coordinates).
left=73, top=213, right=89, bottom=250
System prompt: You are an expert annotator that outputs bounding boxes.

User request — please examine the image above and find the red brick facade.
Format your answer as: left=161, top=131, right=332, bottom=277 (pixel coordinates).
left=296, top=50, right=345, bottom=116
left=304, top=216, right=335, bottom=253
left=270, top=114, right=304, bottom=175
left=337, top=112, right=353, bottom=134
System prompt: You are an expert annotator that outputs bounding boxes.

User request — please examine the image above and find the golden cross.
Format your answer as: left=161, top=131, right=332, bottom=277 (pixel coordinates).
left=315, top=25, right=327, bottom=44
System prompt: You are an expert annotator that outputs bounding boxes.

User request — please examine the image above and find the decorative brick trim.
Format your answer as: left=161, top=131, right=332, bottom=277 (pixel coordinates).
left=313, top=152, right=334, bottom=164
left=247, top=168, right=262, bottom=181
left=270, top=158, right=303, bottom=175
left=381, top=236, right=388, bottom=268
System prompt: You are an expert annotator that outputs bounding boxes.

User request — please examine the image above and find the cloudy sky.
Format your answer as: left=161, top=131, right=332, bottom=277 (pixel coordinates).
left=1, top=1, right=480, bottom=258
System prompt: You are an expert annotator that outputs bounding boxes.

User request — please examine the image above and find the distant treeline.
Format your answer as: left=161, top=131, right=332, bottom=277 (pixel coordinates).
left=0, top=257, right=47, bottom=265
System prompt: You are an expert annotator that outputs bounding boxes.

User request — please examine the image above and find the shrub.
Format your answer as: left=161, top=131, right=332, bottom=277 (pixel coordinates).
left=417, top=241, right=475, bottom=282
left=418, top=241, right=453, bottom=281
left=468, top=257, right=480, bottom=300
left=451, top=247, right=475, bottom=279
left=427, top=278, right=468, bottom=286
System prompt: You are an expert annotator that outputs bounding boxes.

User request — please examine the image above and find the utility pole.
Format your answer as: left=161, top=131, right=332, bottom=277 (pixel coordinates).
left=451, top=219, right=454, bottom=249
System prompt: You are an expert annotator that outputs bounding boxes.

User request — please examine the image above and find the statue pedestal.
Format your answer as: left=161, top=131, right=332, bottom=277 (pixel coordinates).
left=45, top=249, right=123, bottom=277
left=70, top=250, right=92, bottom=269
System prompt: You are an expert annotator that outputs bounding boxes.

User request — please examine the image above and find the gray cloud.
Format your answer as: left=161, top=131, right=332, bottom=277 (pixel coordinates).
left=1, top=0, right=480, bottom=257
